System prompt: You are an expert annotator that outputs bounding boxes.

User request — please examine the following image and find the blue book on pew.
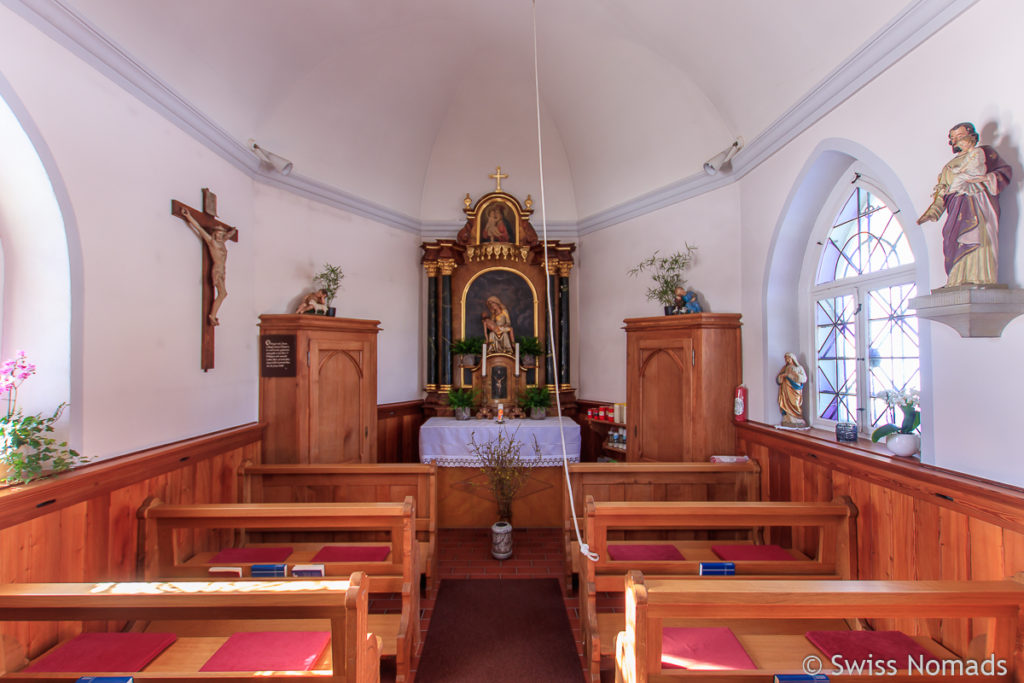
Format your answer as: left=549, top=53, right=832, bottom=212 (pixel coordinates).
left=774, top=675, right=829, bottom=682
left=251, top=563, right=289, bottom=577
left=699, top=561, right=735, bottom=575
left=77, top=678, right=134, bottom=683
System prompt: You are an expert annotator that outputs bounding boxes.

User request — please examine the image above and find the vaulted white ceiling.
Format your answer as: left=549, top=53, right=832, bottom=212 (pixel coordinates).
left=27, top=0, right=972, bottom=229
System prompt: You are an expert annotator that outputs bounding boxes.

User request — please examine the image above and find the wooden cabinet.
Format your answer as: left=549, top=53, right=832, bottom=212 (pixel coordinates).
left=625, top=314, right=741, bottom=462
left=258, top=315, right=380, bottom=464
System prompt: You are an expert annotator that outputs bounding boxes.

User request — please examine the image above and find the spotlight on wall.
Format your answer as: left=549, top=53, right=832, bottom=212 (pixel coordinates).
left=247, top=138, right=293, bottom=175
left=703, top=137, right=744, bottom=176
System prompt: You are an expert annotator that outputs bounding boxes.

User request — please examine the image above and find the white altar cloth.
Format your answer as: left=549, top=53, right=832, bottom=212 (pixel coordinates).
left=419, top=416, right=581, bottom=467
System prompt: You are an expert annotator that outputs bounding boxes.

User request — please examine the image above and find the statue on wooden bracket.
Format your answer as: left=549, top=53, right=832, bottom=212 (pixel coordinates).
left=776, top=352, right=809, bottom=430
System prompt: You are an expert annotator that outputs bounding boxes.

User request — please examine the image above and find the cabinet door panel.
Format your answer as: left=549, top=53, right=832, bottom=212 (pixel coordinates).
left=637, top=343, right=691, bottom=461
left=310, top=341, right=366, bottom=463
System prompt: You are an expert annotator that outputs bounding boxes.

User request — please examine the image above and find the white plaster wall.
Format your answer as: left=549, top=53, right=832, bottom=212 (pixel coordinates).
left=737, top=0, right=1024, bottom=487
left=250, top=185, right=422, bottom=405
left=0, top=5, right=420, bottom=462
left=577, top=184, right=743, bottom=403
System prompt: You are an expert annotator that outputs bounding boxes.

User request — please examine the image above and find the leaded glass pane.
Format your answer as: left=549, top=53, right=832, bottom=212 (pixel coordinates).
left=815, top=294, right=857, bottom=422
left=867, top=283, right=920, bottom=431
left=815, top=188, right=914, bottom=284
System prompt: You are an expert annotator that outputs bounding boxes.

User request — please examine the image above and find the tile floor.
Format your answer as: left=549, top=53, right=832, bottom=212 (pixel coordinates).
left=371, top=527, right=591, bottom=681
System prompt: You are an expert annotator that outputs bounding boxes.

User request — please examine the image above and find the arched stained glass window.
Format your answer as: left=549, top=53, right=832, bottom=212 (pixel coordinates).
left=812, top=186, right=919, bottom=433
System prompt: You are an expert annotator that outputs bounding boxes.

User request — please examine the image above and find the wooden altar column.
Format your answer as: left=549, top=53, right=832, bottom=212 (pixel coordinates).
left=439, top=258, right=455, bottom=390
left=559, top=262, right=572, bottom=387
left=424, top=263, right=439, bottom=391
left=546, top=267, right=559, bottom=387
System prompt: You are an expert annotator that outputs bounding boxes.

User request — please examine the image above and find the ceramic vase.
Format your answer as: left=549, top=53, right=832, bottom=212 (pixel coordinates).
left=491, top=520, right=513, bottom=559
left=530, top=406, right=546, bottom=420
left=453, top=406, right=472, bottom=421
left=885, top=433, right=920, bottom=457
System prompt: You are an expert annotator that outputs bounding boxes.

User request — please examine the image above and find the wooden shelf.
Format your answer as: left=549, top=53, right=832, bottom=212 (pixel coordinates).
left=587, top=417, right=626, bottom=429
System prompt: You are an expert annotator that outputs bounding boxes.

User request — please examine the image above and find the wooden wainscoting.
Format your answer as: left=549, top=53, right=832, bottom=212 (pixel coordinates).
left=736, top=421, right=1024, bottom=657
left=377, top=400, right=426, bottom=463
left=0, top=423, right=262, bottom=660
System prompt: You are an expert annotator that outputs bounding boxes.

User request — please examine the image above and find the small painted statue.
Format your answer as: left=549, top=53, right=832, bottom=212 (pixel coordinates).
left=296, top=288, right=328, bottom=315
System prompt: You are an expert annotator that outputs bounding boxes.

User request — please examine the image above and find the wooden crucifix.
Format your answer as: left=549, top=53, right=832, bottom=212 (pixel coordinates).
left=170, top=188, right=238, bottom=371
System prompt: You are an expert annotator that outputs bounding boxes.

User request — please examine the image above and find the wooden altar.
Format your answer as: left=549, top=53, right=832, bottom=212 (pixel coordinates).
left=421, top=170, right=576, bottom=416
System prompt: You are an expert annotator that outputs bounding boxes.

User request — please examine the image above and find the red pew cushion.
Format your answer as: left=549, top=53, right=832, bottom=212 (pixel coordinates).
left=661, top=627, right=757, bottom=670
left=200, top=631, right=331, bottom=672
left=25, top=632, right=176, bottom=672
left=805, top=630, right=940, bottom=668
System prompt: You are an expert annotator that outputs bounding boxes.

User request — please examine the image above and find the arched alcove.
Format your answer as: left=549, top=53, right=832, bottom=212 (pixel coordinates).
left=761, top=138, right=932, bottom=455
left=0, top=74, right=80, bottom=448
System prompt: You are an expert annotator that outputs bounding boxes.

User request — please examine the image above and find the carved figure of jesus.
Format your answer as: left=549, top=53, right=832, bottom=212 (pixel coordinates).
left=181, top=207, right=237, bottom=326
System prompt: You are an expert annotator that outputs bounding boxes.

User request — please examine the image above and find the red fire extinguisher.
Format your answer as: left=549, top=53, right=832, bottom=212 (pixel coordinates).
left=733, top=384, right=748, bottom=422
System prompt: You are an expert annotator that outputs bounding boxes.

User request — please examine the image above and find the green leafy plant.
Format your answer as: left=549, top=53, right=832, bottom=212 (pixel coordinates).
left=446, top=387, right=479, bottom=408
left=467, top=427, right=539, bottom=521
left=518, top=385, right=551, bottom=410
left=0, top=352, right=86, bottom=484
left=313, top=263, right=344, bottom=306
left=871, top=388, right=921, bottom=442
left=451, top=337, right=484, bottom=355
left=628, top=246, right=698, bottom=307
left=517, top=336, right=544, bottom=356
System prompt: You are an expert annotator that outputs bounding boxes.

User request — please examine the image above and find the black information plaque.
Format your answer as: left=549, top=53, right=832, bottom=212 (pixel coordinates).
left=260, top=334, right=297, bottom=377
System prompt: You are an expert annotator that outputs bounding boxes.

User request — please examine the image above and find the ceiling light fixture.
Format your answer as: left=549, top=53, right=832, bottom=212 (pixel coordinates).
left=703, top=137, right=744, bottom=176
left=247, top=138, right=293, bottom=175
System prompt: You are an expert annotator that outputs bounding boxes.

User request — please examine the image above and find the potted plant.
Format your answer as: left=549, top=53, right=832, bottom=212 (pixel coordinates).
left=628, top=246, right=698, bottom=314
left=467, top=427, right=539, bottom=558
left=447, top=387, right=479, bottom=420
left=517, top=336, right=544, bottom=367
left=313, top=263, right=344, bottom=316
left=518, top=385, right=551, bottom=420
left=451, top=337, right=484, bottom=368
left=871, top=388, right=921, bottom=457
left=0, top=352, right=86, bottom=485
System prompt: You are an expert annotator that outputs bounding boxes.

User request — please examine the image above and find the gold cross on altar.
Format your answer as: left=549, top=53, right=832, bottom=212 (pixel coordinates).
left=489, top=166, right=508, bottom=192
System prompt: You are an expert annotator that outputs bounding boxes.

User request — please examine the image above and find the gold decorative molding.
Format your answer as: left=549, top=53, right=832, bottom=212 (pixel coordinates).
left=438, top=258, right=457, bottom=276
left=546, top=262, right=560, bottom=276
left=557, top=262, right=574, bottom=277
left=424, top=383, right=438, bottom=392
left=439, top=384, right=453, bottom=392
left=465, top=243, right=530, bottom=263
left=422, top=262, right=439, bottom=277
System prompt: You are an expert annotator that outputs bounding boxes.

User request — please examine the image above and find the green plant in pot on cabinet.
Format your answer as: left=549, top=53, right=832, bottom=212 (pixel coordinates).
left=447, top=387, right=479, bottom=421
left=518, top=385, right=551, bottom=420
left=451, top=336, right=484, bottom=368
left=628, top=245, right=698, bottom=314
left=313, top=262, right=344, bottom=316
left=517, top=336, right=543, bottom=367
left=467, top=428, right=539, bottom=558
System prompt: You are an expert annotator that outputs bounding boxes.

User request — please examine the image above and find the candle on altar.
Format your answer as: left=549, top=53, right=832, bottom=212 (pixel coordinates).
left=481, top=343, right=487, bottom=376
left=497, top=403, right=504, bottom=422
left=514, top=343, right=520, bottom=376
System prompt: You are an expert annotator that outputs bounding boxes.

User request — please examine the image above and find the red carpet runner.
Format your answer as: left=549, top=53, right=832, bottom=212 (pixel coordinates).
left=413, top=578, right=585, bottom=682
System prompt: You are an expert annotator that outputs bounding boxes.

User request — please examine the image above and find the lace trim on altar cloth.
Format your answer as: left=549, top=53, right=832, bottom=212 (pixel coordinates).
left=421, top=454, right=578, bottom=468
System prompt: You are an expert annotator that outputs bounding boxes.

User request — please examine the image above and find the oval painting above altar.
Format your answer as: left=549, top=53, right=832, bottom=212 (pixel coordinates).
left=463, top=268, right=537, bottom=353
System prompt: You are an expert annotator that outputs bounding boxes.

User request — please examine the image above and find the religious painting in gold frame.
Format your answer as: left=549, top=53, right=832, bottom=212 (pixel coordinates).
left=462, top=267, right=538, bottom=354
left=476, top=199, right=518, bottom=245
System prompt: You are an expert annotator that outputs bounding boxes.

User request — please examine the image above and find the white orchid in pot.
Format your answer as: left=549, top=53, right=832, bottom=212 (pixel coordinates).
left=0, top=351, right=86, bottom=484
left=871, top=388, right=921, bottom=457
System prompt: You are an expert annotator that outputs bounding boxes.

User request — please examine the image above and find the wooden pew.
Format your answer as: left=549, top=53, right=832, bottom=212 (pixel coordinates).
left=616, top=571, right=1024, bottom=682
left=137, top=497, right=419, bottom=683
left=582, top=496, right=858, bottom=682
left=0, top=573, right=379, bottom=682
left=564, top=461, right=761, bottom=588
left=239, top=461, right=439, bottom=597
